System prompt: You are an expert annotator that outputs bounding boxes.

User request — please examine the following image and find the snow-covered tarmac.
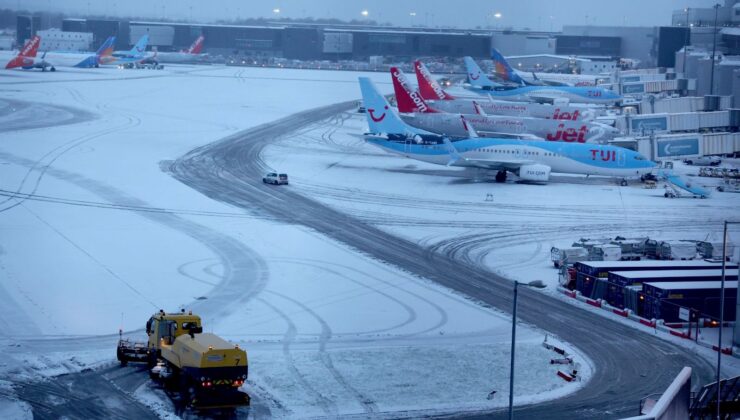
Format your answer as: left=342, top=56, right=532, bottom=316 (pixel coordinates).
left=0, top=66, right=596, bottom=418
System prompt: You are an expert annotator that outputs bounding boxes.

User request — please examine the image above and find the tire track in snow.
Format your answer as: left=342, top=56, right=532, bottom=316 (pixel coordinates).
left=267, top=290, right=379, bottom=414
left=257, top=296, right=337, bottom=417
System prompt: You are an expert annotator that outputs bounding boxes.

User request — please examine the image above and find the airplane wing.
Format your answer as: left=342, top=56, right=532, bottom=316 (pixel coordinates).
left=441, top=138, right=532, bottom=170
left=527, top=94, right=562, bottom=104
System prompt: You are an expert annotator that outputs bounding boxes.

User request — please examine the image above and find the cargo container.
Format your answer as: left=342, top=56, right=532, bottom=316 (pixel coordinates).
left=573, top=260, right=738, bottom=297
left=656, top=241, right=697, bottom=260
left=641, top=280, right=738, bottom=322
left=605, top=269, right=739, bottom=308
left=550, top=247, right=589, bottom=268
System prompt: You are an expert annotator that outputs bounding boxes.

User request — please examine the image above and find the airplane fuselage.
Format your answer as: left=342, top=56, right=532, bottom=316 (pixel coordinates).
left=366, top=137, right=654, bottom=179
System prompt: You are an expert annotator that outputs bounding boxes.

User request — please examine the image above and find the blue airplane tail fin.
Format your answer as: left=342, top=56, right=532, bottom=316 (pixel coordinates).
left=131, top=34, right=149, bottom=55
left=490, top=48, right=526, bottom=85
left=463, top=56, right=497, bottom=89
left=358, top=77, right=431, bottom=136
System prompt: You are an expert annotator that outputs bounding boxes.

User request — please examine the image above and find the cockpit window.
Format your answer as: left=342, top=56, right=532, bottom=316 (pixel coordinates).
left=634, top=155, right=645, bottom=160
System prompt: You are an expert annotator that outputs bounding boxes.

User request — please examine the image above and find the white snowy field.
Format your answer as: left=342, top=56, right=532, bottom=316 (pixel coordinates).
left=0, top=65, right=589, bottom=417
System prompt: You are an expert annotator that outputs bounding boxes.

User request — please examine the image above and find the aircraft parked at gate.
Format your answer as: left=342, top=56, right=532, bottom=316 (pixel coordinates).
left=463, top=57, right=622, bottom=105
left=100, top=35, right=153, bottom=66
left=390, top=67, right=617, bottom=142
left=359, top=77, right=654, bottom=184
left=154, top=35, right=208, bottom=63
left=3, top=36, right=115, bottom=71
left=490, top=48, right=602, bottom=87
left=413, top=60, right=600, bottom=121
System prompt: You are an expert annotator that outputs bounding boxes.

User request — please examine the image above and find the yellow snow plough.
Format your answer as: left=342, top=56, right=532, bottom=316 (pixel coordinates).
left=117, top=310, right=250, bottom=409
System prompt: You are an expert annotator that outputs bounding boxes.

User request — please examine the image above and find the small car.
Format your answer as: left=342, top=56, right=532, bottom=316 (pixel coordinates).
left=263, top=172, right=289, bottom=185
left=684, top=156, right=721, bottom=166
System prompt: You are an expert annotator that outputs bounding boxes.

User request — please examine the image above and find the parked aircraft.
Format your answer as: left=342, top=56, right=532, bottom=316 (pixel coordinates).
left=490, top=48, right=601, bottom=87
left=414, top=60, right=600, bottom=121
left=390, top=67, right=617, bottom=142
left=463, top=57, right=622, bottom=105
left=359, top=77, right=654, bottom=184
left=2, top=35, right=41, bottom=70
left=154, top=35, right=208, bottom=63
left=100, top=35, right=152, bottom=66
left=14, top=36, right=117, bottom=71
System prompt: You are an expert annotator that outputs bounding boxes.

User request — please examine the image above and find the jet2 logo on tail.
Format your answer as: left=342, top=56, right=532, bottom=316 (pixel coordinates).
left=368, top=105, right=388, bottom=122
left=546, top=124, right=588, bottom=143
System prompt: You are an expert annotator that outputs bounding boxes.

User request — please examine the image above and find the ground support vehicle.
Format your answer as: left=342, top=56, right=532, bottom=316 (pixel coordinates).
left=117, top=310, right=250, bottom=410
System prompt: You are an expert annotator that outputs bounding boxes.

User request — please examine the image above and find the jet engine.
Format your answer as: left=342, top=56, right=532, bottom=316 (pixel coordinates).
left=517, top=164, right=551, bottom=182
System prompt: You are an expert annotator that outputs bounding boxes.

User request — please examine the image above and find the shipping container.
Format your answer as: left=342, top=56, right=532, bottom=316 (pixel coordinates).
left=605, top=269, right=739, bottom=308
left=573, top=260, right=737, bottom=297
left=641, top=280, right=738, bottom=322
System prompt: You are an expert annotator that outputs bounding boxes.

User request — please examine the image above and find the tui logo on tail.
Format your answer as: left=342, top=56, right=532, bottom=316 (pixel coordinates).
left=368, top=105, right=388, bottom=122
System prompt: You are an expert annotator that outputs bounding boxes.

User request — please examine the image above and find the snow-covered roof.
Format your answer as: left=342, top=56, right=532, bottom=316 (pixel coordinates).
left=643, top=280, right=738, bottom=290
left=610, top=269, right=732, bottom=279
left=505, top=54, right=592, bottom=63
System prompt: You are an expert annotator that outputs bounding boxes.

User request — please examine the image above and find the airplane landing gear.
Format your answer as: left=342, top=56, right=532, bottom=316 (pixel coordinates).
left=620, top=179, right=628, bottom=186
left=495, top=170, right=507, bottom=183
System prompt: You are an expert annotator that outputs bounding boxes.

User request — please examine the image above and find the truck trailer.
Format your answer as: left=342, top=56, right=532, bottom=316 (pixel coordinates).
left=573, top=260, right=738, bottom=298
left=640, top=280, right=738, bottom=322
left=605, top=269, right=739, bottom=309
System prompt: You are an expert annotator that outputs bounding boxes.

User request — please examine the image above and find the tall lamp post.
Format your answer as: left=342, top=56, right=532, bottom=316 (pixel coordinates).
left=717, top=220, right=739, bottom=420
left=683, top=8, right=690, bottom=77
left=710, top=3, right=720, bottom=95
left=509, top=280, right=546, bottom=420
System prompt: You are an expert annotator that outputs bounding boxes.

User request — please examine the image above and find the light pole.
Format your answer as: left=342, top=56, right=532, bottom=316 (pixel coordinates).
left=717, top=220, right=739, bottom=420
left=509, top=280, right=546, bottom=420
left=710, top=3, right=720, bottom=95
left=683, top=8, right=689, bottom=77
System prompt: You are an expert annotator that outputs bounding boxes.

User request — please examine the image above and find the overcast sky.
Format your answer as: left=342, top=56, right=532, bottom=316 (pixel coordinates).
left=4, top=0, right=721, bottom=30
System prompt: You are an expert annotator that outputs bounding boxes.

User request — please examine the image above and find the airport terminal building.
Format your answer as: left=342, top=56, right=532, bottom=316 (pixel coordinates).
left=12, top=16, right=700, bottom=69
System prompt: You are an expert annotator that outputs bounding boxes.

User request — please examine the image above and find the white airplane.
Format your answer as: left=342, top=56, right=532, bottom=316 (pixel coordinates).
left=154, top=35, right=208, bottom=63
left=413, top=60, right=600, bottom=122
left=391, top=67, right=618, bottom=142
left=359, top=77, right=654, bottom=184
left=2, top=36, right=41, bottom=70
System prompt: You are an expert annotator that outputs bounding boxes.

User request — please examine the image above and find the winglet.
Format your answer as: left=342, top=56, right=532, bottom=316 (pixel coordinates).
left=460, top=115, right=479, bottom=138
left=472, top=101, right=487, bottom=116
left=390, top=66, right=438, bottom=113
left=442, top=137, right=464, bottom=166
